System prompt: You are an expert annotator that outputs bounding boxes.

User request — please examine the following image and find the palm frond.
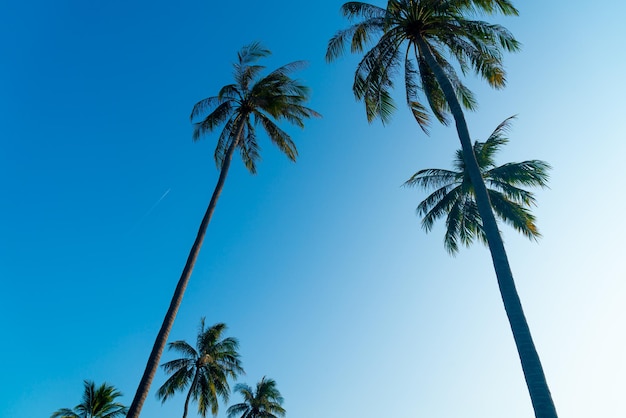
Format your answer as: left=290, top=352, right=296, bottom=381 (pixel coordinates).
left=405, top=168, right=459, bottom=188
left=192, top=101, right=234, bottom=141
left=157, top=366, right=194, bottom=401
left=167, top=340, right=198, bottom=359
left=404, top=56, right=431, bottom=131
left=419, top=185, right=461, bottom=230
left=190, top=96, right=223, bottom=122
left=353, top=29, right=404, bottom=123
left=487, top=160, right=551, bottom=188
left=239, top=118, right=260, bottom=174
left=341, top=2, right=388, bottom=20
left=254, top=112, right=298, bottom=162
left=417, top=54, right=449, bottom=124
left=489, top=189, right=540, bottom=239
left=485, top=179, right=537, bottom=206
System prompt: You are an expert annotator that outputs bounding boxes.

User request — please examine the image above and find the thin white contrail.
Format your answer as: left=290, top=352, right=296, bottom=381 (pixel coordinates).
left=128, top=188, right=171, bottom=234
left=144, top=188, right=171, bottom=217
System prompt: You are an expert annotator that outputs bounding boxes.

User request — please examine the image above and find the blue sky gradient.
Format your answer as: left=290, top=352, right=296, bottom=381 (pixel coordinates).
left=2, top=1, right=625, bottom=418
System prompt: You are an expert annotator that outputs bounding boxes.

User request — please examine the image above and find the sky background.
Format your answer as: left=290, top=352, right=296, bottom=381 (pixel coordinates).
left=1, top=1, right=626, bottom=418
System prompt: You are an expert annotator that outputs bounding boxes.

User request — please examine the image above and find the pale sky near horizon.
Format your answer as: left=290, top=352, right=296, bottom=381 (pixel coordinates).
left=1, top=1, right=626, bottom=418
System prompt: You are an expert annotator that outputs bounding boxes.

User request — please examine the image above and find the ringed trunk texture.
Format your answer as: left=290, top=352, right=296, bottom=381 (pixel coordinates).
left=415, top=36, right=558, bottom=418
left=126, top=134, right=242, bottom=418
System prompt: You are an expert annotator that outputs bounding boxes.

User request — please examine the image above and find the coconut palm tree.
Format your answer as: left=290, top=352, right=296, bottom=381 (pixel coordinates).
left=405, top=116, right=550, bottom=253
left=157, top=319, right=244, bottom=418
left=51, top=380, right=127, bottom=418
left=327, top=2, right=558, bottom=417
left=227, top=377, right=286, bottom=418
left=126, top=43, right=319, bottom=418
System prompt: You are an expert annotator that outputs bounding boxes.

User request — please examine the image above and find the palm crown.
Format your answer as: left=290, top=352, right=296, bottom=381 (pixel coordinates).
left=51, top=380, right=127, bottom=418
left=227, top=377, right=286, bottom=418
left=157, top=319, right=244, bottom=418
left=191, top=42, right=321, bottom=173
left=326, top=0, right=519, bottom=130
left=405, top=117, right=550, bottom=253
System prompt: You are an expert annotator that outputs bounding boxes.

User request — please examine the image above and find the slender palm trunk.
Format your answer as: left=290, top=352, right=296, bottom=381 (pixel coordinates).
left=126, top=131, right=243, bottom=418
left=181, top=372, right=199, bottom=418
left=415, top=36, right=558, bottom=418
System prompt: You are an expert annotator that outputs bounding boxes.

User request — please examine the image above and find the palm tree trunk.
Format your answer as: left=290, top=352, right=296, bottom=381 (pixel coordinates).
left=126, top=129, right=243, bottom=418
left=182, top=372, right=199, bottom=418
left=415, top=36, right=558, bottom=418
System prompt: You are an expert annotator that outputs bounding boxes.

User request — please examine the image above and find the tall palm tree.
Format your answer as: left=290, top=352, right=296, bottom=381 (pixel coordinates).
left=157, top=319, right=244, bottom=418
left=227, top=377, right=286, bottom=418
left=405, top=116, right=550, bottom=253
left=127, top=43, right=320, bottom=418
left=51, top=380, right=127, bottom=418
left=327, top=2, right=558, bottom=417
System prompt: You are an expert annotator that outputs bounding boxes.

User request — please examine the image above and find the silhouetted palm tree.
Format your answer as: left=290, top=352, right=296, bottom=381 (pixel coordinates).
left=406, top=116, right=550, bottom=253
left=227, top=377, right=286, bottom=418
left=126, top=43, right=319, bottom=418
left=327, top=2, right=558, bottom=417
left=157, top=319, right=244, bottom=418
left=51, top=380, right=127, bottom=418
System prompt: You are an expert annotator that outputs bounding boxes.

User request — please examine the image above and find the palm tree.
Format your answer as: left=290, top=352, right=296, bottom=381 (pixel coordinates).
left=51, top=380, right=127, bottom=418
left=327, top=2, right=558, bottom=417
left=227, top=377, right=286, bottom=418
left=126, top=43, right=319, bottom=418
left=405, top=116, right=550, bottom=253
left=157, top=319, right=244, bottom=418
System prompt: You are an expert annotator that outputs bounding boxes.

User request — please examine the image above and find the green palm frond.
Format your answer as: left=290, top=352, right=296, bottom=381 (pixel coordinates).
left=192, top=101, right=234, bottom=141
left=157, top=366, right=194, bottom=401
left=404, top=56, right=431, bottom=131
left=167, top=340, right=199, bottom=359
left=239, top=118, right=260, bottom=174
left=160, top=357, right=194, bottom=374
left=341, top=2, right=388, bottom=20
left=486, top=179, right=537, bottom=206
left=417, top=54, right=449, bottom=124
left=190, top=96, right=223, bottom=122
left=254, top=112, right=297, bottom=162
left=487, top=160, right=551, bottom=187
left=405, top=168, right=459, bottom=188
left=419, top=185, right=461, bottom=230
left=489, top=189, right=540, bottom=239
left=353, top=29, right=404, bottom=123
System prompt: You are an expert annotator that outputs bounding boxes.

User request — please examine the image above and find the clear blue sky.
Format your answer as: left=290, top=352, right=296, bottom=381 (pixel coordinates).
left=2, top=1, right=625, bottom=417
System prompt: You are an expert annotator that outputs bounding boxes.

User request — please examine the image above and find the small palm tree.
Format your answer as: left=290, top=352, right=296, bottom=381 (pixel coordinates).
left=327, top=3, right=559, bottom=417
left=127, top=43, right=319, bottom=418
left=405, top=116, right=550, bottom=253
left=157, top=319, right=244, bottom=418
left=51, top=380, right=127, bottom=418
left=227, top=377, right=286, bottom=418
